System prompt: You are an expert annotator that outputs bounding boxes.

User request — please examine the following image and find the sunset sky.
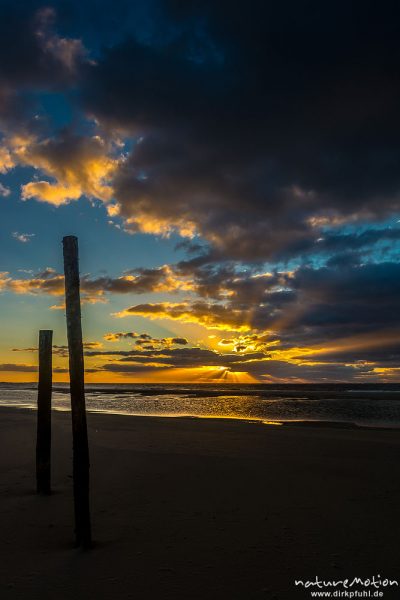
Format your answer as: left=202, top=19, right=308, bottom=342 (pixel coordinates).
left=1, top=0, right=400, bottom=383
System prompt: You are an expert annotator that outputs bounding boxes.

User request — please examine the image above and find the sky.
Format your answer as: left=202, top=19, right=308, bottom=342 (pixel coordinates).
left=1, top=0, right=400, bottom=383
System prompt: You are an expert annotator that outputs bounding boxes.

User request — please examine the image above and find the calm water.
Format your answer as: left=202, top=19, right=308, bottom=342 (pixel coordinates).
left=1, top=383, right=400, bottom=428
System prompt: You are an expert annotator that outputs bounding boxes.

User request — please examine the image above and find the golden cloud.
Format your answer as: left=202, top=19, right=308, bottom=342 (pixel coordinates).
left=17, top=134, right=119, bottom=205
left=0, top=131, right=121, bottom=206
left=124, top=213, right=197, bottom=238
left=21, top=181, right=82, bottom=205
left=114, top=301, right=251, bottom=332
left=0, top=146, right=14, bottom=173
left=0, top=269, right=64, bottom=295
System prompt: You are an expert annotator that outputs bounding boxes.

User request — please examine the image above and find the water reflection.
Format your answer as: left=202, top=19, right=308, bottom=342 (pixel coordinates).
left=0, top=384, right=399, bottom=428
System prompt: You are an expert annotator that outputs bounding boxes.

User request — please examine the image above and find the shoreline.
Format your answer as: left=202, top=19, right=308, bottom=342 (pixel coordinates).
left=2, top=381, right=400, bottom=397
left=0, top=405, right=399, bottom=430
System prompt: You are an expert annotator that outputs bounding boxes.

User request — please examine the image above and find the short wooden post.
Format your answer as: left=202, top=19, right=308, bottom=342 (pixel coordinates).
left=36, top=330, right=53, bottom=495
left=63, top=236, right=92, bottom=548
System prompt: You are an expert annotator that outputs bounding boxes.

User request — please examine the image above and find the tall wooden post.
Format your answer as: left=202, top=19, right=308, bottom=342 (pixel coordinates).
left=63, top=236, right=92, bottom=549
left=36, top=330, right=53, bottom=495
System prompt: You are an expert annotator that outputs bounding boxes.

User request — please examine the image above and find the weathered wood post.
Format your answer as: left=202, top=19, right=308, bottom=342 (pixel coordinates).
left=36, top=329, right=53, bottom=495
left=63, top=235, right=92, bottom=548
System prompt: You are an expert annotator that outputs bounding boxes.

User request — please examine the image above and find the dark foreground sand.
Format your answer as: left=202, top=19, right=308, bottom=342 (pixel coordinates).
left=0, top=408, right=399, bottom=600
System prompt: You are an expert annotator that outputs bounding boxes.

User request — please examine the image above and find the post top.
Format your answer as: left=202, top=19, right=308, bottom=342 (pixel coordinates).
left=63, top=235, right=78, bottom=242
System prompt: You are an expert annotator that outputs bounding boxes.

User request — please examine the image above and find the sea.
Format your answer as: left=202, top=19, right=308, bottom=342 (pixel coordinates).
left=0, top=382, right=400, bottom=428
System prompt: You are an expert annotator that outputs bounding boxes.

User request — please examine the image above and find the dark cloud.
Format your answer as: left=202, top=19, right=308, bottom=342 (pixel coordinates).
left=0, top=265, right=188, bottom=302
left=169, top=337, right=188, bottom=345
left=94, top=359, right=371, bottom=381
left=52, top=342, right=102, bottom=356
left=243, top=359, right=374, bottom=383
left=115, top=260, right=400, bottom=362
left=0, top=5, right=84, bottom=89
left=103, top=331, right=188, bottom=347
left=0, top=3, right=88, bottom=136
left=83, top=265, right=183, bottom=295
left=99, top=363, right=171, bottom=373
left=0, top=362, right=68, bottom=373
left=0, top=363, right=38, bottom=372
left=85, top=344, right=394, bottom=382
left=86, top=345, right=266, bottom=368
left=5, top=256, right=400, bottom=370
left=2, top=1, right=400, bottom=261
left=12, top=347, right=37, bottom=352
left=12, top=342, right=101, bottom=354
left=104, top=332, right=139, bottom=341
left=78, top=0, right=400, bottom=259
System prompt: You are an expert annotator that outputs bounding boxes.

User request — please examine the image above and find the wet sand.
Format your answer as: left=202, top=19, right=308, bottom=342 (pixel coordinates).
left=0, top=408, right=399, bottom=599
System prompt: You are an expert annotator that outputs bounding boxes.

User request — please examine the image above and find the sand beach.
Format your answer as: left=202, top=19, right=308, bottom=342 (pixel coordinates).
left=0, top=408, right=399, bottom=599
